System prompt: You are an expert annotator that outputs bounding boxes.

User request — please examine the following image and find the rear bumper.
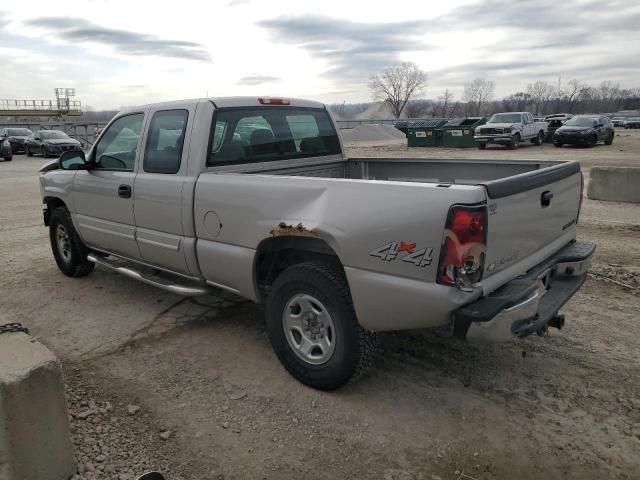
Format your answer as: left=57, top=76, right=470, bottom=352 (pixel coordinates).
left=454, top=240, right=595, bottom=341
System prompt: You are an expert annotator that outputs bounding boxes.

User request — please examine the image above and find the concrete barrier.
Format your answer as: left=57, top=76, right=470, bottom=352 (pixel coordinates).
left=587, top=166, right=640, bottom=203
left=0, top=332, right=75, bottom=480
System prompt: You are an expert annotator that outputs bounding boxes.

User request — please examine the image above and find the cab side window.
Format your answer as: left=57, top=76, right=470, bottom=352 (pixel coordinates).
left=143, top=110, right=188, bottom=174
left=93, top=113, right=144, bottom=171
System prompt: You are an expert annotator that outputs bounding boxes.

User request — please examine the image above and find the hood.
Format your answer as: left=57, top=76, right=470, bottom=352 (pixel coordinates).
left=557, top=125, right=594, bottom=133
left=44, top=138, right=80, bottom=145
left=483, top=123, right=514, bottom=129
left=39, top=159, right=60, bottom=173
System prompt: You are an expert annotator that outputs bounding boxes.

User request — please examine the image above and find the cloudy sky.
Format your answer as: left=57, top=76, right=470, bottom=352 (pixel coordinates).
left=1, top=0, right=639, bottom=109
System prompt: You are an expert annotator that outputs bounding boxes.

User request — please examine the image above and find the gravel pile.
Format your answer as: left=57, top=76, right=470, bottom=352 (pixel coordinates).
left=340, top=124, right=406, bottom=143
left=64, top=370, right=181, bottom=480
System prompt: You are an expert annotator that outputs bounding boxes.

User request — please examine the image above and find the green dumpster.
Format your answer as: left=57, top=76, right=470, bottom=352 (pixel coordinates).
left=407, top=119, right=448, bottom=147
left=442, top=117, right=487, bottom=148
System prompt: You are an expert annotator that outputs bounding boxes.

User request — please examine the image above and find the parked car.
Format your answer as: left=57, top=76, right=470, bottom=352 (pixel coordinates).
left=25, top=130, right=82, bottom=157
left=543, top=114, right=572, bottom=142
left=553, top=115, right=614, bottom=147
left=0, top=127, right=33, bottom=153
left=1, top=137, right=12, bottom=161
left=611, top=117, right=627, bottom=128
left=39, top=96, right=594, bottom=390
left=474, top=112, right=547, bottom=149
left=624, top=117, right=640, bottom=129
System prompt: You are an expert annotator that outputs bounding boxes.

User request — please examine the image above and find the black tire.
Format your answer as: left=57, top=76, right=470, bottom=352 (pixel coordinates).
left=605, top=133, right=614, bottom=146
left=478, top=143, right=487, bottom=150
left=26, top=145, right=33, bottom=157
left=509, top=133, right=520, bottom=149
left=533, top=131, right=544, bottom=145
left=4, top=156, right=12, bottom=161
left=265, top=261, right=376, bottom=390
left=49, top=207, right=95, bottom=277
left=554, top=142, right=563, bottom=148
left=41, top=146, right=48, bottom=158
left=590, top=134, right=598, bottom=147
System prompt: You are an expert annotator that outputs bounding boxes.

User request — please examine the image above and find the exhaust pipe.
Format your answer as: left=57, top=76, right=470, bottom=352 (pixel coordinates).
left=548, top=313, right=565, bottom=330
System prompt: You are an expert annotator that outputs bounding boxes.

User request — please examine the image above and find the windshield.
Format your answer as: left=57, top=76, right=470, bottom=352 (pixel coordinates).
left=207, top=107, right=341, bottom=166
left=564, top=117, right=597, bottom=127
left=40, top=131, right=70, bottom=140
left=489, top=113, right=522, bottom=124
left=8, top=128, right=32, bottom=136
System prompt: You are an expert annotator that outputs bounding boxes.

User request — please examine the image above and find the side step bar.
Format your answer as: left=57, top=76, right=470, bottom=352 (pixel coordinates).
left=87, top=254, right=213, bottom=297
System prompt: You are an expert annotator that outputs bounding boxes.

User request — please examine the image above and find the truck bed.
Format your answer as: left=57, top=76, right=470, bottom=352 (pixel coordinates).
left=215, top=156, right=571, bottom=187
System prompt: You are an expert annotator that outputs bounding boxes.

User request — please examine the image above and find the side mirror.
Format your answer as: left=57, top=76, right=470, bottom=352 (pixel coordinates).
left=59, top=150, right=88, bottom=170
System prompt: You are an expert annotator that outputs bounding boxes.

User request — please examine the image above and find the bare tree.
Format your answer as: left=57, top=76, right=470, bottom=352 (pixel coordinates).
left=436, top=89, right=454, bottom=117
left=463, top=78, right=495, bottom=116
left=404, top=99, right=431, bottom=118
left=369, top=62, right=428, bottom=118
left=526, top=81, right=553, bottom=115
left=502, top=92, right=532, bottom=112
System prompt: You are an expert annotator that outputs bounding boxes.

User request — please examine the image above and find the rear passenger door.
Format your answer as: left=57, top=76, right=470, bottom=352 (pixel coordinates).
left=133, top=105, right=195, bottom=276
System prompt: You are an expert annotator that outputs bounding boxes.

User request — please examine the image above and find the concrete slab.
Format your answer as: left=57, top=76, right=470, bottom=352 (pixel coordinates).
left=0, top=332, right=75, bottom=480
left=587, top=166, right=640, bottom=204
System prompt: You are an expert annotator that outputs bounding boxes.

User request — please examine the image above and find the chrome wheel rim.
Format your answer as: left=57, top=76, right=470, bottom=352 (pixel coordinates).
left=56, top=224, right=72, bottom=263
left=283, top=294, right=336, bottom=365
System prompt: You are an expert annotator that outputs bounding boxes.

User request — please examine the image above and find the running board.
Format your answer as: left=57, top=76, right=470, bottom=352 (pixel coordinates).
left=87, top=254, right=212, bottom=297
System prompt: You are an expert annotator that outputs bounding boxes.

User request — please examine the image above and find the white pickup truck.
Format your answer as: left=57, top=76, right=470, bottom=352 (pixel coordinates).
left=39, top=97, right=594, bottom=389
left=474, top=112, right=547, bottom=149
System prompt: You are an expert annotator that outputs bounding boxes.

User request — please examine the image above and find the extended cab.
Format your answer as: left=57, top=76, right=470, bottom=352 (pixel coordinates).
left=39, top=97, right=594, bottom=390
left=475, top=112, right=547, bottom=149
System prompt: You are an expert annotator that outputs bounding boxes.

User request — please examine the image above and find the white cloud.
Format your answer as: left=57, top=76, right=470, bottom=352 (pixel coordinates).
left=0, top=0, right=638, bottom=109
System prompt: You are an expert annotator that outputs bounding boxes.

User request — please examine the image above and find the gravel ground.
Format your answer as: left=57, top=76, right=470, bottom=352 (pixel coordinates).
left=1, top=131, right=639, bottom=479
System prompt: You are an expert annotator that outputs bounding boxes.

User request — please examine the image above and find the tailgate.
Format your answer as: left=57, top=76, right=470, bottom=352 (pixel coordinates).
left=481, top=162, right=582, bottom=288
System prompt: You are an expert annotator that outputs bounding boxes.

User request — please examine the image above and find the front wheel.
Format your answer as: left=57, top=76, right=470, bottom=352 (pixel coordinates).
left=509, top=134, right=520, bottom=149
left=590, top=134, right=598, bottom=147
left=41, top=146, right=49, bottom=158
left=605, top=133, right=614, bottom=145
left=49, top=207, right=95, bottom=277
left=554, top=142, right=563, bottom=148
left=26, top=145, right=33, bottom=157
left=478, top=143, right=487, bottom=150
left=266, top=262, right=376, bottom=390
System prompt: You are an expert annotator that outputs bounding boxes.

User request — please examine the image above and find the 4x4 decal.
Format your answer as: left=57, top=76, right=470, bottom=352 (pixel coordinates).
left=369, top=242, right=433, bottom=267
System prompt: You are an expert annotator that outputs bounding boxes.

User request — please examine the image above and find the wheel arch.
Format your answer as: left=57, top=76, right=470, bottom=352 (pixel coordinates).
left=43, top=196, right=67, bottom=226
left=254, top=235, right=345, bottom=302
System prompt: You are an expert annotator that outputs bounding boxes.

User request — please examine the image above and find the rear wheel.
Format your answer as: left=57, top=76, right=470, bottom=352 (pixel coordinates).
left=478, top=143, right=487, bottom=150
left=49, top=207, right=94, bottom=277
left=533, top=131, right=544, bottom=145
left=266, top=261, right=376, bottom=390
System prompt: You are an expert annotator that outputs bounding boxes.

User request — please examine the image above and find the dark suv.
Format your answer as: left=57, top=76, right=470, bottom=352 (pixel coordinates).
left=553, top=115, right=614, bottom=147
left=0, top=127, right=33, bottom=153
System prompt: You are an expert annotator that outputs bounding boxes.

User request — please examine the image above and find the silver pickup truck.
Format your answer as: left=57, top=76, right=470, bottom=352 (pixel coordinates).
left=475, top=112, right=547, bottom=149
left=39, top=97, right=594, bottom=389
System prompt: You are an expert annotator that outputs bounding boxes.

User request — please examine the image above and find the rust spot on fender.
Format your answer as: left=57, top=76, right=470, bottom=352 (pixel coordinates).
left=270, top=222, right=318, bottom=238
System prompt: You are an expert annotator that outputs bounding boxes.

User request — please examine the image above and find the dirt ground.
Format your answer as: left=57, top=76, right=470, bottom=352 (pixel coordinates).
left=1, top=130, right=639, bottom=480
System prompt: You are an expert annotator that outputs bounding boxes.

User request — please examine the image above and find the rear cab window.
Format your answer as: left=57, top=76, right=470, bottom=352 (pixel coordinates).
left=207, top=107, right=340, bottom=166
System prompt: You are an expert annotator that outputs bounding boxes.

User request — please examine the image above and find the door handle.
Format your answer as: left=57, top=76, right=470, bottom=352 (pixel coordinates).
left=541, top=190, right=553, bottom=207
left=118, top=184, right=132, bottom=198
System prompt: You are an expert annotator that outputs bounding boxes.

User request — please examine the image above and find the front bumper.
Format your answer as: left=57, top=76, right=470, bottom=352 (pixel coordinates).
left=454, top=240, right=595, bottom=341
left=9, top=140, right=26, bottom=152
left=474, top=135, right=513, bottom=145
left=554, top=134, right=593, bottom=145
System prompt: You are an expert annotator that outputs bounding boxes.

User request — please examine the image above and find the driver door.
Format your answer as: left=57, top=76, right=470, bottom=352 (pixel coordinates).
left=72, top=112, right=146, bottom=259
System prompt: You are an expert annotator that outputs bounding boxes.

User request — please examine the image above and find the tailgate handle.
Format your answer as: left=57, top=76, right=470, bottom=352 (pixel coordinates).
left=541, top=190, right=554, bottom=207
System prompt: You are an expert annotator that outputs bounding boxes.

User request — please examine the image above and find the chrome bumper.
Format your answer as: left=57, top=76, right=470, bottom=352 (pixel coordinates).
left=455, top=240, right=595, bottom=342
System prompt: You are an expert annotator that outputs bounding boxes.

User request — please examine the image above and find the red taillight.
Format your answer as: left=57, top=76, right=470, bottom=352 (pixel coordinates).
left=258, top=97, right=290, bottom=105
left=437, top=205, right=487, bottom=289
